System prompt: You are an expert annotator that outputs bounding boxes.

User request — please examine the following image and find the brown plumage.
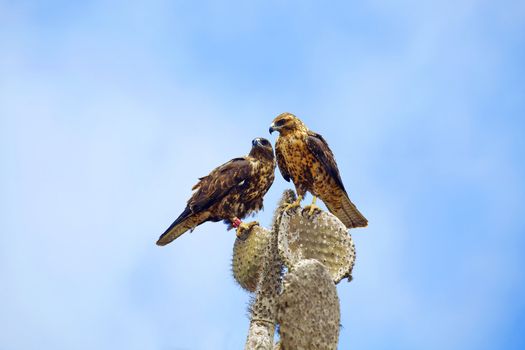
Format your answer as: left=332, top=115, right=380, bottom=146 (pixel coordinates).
left=156, top=138, right=276, bottom=246
left=269, top=113, right=367, bottom=229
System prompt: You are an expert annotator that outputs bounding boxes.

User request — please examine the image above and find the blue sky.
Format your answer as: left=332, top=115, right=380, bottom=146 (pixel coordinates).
left=1, top=1, right=524, bottom=349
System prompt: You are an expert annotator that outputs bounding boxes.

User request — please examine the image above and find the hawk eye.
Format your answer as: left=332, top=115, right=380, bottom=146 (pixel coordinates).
left=275, top=119, right=286, bottom=127
left=261, top=139, right=270, bottom=146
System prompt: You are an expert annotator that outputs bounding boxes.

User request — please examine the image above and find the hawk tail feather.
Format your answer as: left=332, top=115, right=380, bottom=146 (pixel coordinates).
left=156, top=207, right=208, bottom=246
left=327, top=195, right=368, bottom=229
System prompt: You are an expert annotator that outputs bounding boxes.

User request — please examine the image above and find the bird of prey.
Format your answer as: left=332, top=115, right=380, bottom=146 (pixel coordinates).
left=269, top=113, right=367, bottom=229
left=156, top=138, right=276, bottom=246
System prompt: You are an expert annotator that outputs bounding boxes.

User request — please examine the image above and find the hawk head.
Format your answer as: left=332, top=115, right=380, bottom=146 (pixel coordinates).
left=269, top=112, right=307, bottom=135
left=249, top=137, right=274, bottom=160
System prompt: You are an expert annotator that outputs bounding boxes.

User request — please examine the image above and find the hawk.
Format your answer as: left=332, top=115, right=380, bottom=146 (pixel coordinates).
left=269, top=113, right=367, bottom=229
left=156, top=138, right=276, bottom=246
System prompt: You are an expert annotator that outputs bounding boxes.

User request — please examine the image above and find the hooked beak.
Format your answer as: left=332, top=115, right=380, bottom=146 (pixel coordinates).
left=252, top=138, right=262, bottom=147
left=269, top=123, right=276, bottom=134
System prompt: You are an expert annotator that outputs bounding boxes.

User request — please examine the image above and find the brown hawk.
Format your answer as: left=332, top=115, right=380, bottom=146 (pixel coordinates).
left=269, top=113, right=367, bottom=229
left=156, top=138, right=276, bottom=246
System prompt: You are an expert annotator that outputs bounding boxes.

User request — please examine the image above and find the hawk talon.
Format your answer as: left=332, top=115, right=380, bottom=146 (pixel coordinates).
left=304, top=196, right=320, bottom=215
left=305, top=204, right=321, bottom=216
left=283, top=195, right=303, bottom=212
left=236, top=221, right=259, bottom=239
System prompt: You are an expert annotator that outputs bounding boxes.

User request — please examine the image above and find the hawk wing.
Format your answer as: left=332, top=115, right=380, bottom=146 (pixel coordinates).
left=157, top=157, right=257, bottom=246
left=306, top=131, right=367, bottom=228
left=189, top=157, right=253, bottom=212
left=306, top=131, right=346, bottom=194
left=275, top=142, right=291, bottom=182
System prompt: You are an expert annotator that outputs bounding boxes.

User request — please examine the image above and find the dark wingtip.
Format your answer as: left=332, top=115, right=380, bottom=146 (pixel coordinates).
left=156, top=238, right=167, bottom=246
left=156, top=231, right=171, bottom=246
left=155, top=206, right=193, bottom=247
left=353, top=220, right=368, bottom=229
left=346, top=215, right=368, bottom=229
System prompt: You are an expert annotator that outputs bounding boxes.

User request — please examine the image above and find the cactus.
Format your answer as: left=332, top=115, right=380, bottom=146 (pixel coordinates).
left=278, top=259, right=340, bottom=350
left=232, top=190, right=357, bottom=349
left=232, top=225, right=272, bottom=292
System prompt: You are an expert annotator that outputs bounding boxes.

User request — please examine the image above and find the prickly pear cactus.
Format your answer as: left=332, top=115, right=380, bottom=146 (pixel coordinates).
left=278, top=207, right=356, bottom=283
left=233, top=190, right=359, bottom=349
left=242, top=191, right=292, bottom=350
left=277, top=259, right=340, bottom=350
left=232, top=225, right=272, bottom=292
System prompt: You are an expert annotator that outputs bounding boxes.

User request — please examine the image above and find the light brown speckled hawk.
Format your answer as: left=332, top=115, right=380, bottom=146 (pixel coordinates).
left=269, top=113, right=367, bottom=229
